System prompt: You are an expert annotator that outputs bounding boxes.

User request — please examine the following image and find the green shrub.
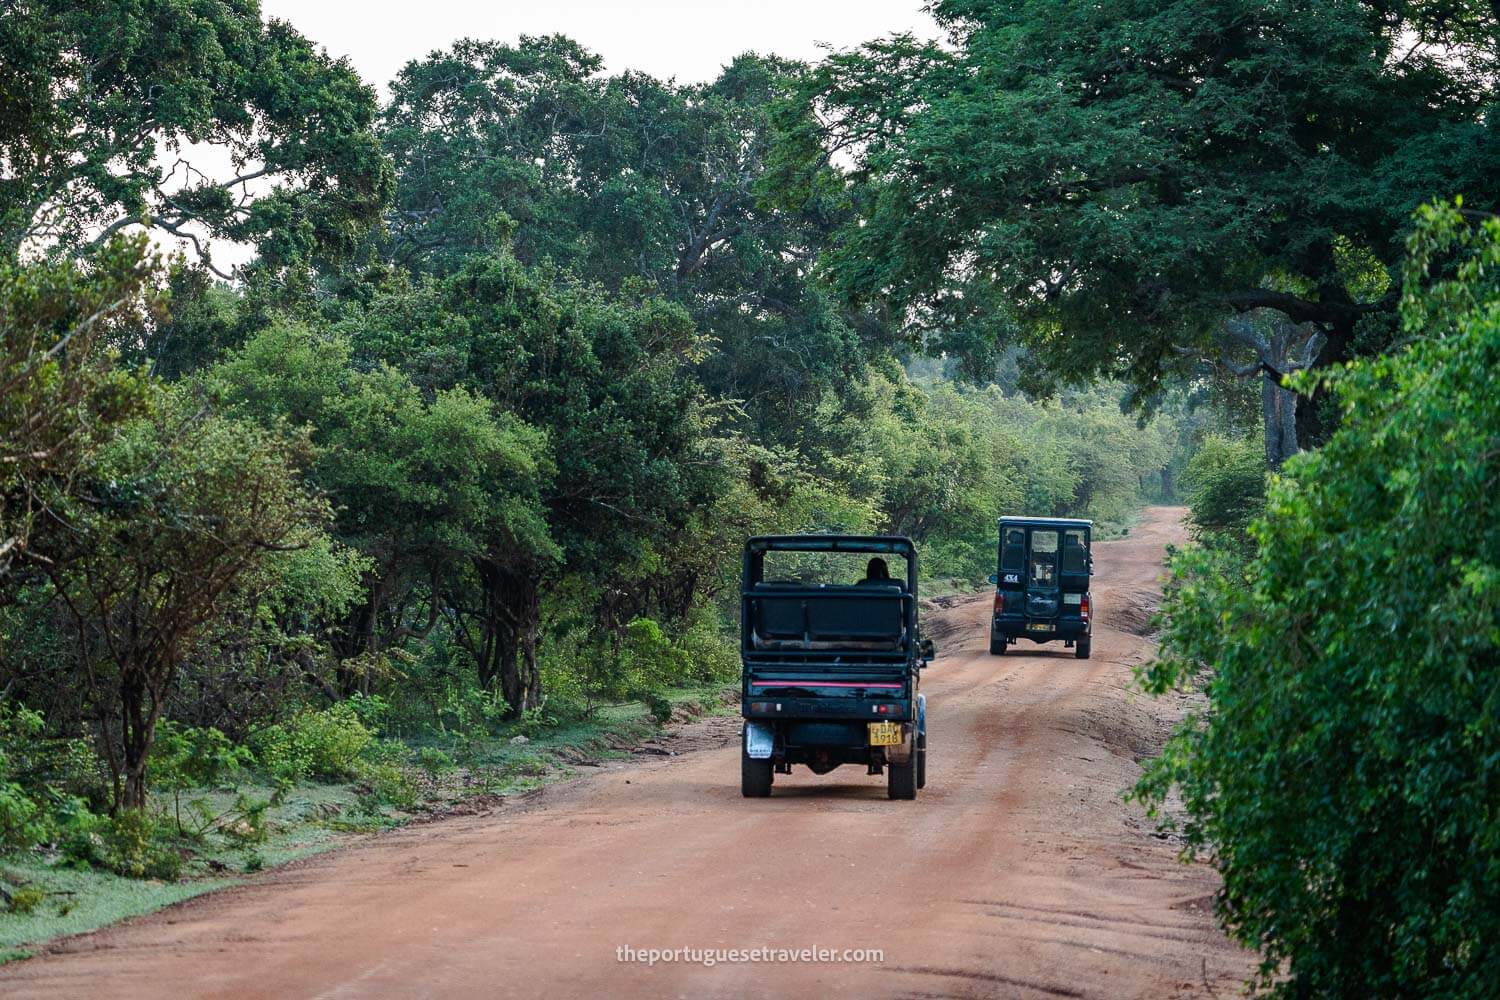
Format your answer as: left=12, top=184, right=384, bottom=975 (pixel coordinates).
left=1180, top=433, right=1266, bottom=544
left=252, top=702, right=375, bottom=782
left=0, top=703, right=107, bottom=852
left=639, top=691, right=674, bottom=725
left=54, top=797, right=107, bottom=868
left=622, top=617, right=688, bottom=689
left=674, top=611, right=739, bottom=683
left=1136, top=203, right=1500, bottom=996
left=7, top=886, right=44, bottom=914
left=150, top=723, right=252, bottom=834
left=355, top=761, right=420, bottom=812
left=216, top=794, right=270, bottom=846
left=415, top=747, right=455, bottom=777
left=102, top=810, right=183, bottom=881
left=0, top=781, right=44, bottom=851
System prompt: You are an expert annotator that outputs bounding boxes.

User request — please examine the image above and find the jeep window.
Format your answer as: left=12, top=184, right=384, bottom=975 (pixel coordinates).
left=1029, top=530, right=1059, bottom=588
left=1000, top=528, right=1026, bottom=572
left=1062, top=529, right=1088, bottom=574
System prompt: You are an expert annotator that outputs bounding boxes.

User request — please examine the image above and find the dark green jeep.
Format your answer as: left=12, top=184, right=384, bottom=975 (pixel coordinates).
left=739, top=535, right=933, bottom=800
left=989, top=516, right=1093, bottom=659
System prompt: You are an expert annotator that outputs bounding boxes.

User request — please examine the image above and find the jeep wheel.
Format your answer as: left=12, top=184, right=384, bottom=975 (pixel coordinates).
left=916, top=733, right=927, bottom=790
left=741, top=753, right=773, bottom=797
left=1075, top=638, right=1091, bottom=660
left=989, top=637, right=1007, bottom=655
left=887, top=755, right=917, bottom=800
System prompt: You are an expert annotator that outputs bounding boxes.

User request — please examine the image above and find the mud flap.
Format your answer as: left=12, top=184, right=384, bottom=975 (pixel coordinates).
left=916, top=693, right=926, bottom=738
left=744, top=722, right=775, bottom=759
left=883, top=723, right=916, bottom=764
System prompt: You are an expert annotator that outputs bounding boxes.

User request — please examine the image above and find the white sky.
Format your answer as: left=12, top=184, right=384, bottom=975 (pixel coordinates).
left=262, top=0, right=940, bottom=93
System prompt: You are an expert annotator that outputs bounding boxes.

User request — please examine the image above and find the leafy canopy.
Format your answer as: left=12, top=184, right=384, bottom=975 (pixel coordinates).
left=787, top=0, right=1499, bottom=413
left=0, top=0, right=392, bottom=272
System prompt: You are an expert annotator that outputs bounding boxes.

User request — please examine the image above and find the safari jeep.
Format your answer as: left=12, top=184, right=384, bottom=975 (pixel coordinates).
left=989, top=516, right=1093, bottom=659
left=739, top=535, right=933, bottom=800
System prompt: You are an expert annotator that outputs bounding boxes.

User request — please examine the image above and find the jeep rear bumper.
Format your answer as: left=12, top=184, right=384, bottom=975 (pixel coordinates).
left=992, top=616, right=1090, bottom=642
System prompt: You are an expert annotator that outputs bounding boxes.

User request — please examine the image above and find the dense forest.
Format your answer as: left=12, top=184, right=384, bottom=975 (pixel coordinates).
left=2, top=1, right=1497, bottom=994
left=0, top=2, right=1186, bottom=880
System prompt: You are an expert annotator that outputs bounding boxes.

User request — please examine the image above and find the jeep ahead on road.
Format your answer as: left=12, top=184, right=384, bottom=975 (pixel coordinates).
left=739, top=535, right=933, bottom=800
left=989, top=516, right=1093, bottom=659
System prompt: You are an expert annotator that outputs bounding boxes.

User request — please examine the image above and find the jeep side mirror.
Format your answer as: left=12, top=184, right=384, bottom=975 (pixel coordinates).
left=987, top=573, right=998, bottom=585
left=919, top=638, right=935, bottom=661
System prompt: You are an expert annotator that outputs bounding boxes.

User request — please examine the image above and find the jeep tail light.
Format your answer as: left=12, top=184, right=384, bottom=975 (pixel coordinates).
left=993, top=591, right=1005, bottom=614
left=1080, top=595, right=1090, bottom=622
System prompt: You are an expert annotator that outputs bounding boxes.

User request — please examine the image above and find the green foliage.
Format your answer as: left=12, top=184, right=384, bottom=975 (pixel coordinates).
left=0, top=237, right=159, bottom=584
left=0, top=783, right=42, bottom=854
left=6, top=887, right=44, bottom=915
left=0, top=705, right=45, bottom=851
left=820, top=373, right=1177, bottom=582
left=99, top=811, right=183, bottom=882
left=382, top=41, right=889, bottom=446
left=150, top=725, right=250, bottom=797
left=788, top=0, right=1499, bottom=437
left=39, top=387, right=344, bottom=810
left=252, top=704, right=376, bottom=783
left=414, top=748, right=455, bottom=778
left=355, top=762, right=420, bottom=813
left=0, top=0, right=392, bottom=270
left=1180, top=435, right=1267, bottom=545
left=1136, top=204, right=1500, bottom=995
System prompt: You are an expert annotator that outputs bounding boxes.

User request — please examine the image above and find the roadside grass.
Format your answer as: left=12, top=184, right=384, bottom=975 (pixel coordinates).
left=0, top=861, right=230, bottom=958
left=0, top=682, right=736, bottom=963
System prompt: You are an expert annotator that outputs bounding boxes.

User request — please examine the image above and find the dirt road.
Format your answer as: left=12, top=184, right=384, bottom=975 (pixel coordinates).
left=2, top=506, right=1251, bottom=998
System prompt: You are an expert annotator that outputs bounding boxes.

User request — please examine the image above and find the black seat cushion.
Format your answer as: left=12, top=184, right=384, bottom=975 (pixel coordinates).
left=748, top=582, right=905, bottom=646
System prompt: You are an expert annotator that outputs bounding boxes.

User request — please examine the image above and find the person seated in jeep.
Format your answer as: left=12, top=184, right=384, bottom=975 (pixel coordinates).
left=859, top=557, right=892, bottom=585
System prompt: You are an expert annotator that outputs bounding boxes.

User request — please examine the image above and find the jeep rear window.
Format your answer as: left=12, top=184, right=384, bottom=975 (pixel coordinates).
left=1029, top=530, right=1058, bottom=587
left=1000, top=528, right=1026, bottom=571
left=1062, top=529, right=1088, bottom=574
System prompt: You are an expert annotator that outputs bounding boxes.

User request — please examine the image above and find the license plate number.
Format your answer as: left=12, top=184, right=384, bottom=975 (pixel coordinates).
left=868, top=721, right=903, bottom=746
left=1027, top=622, right=1055, bottom=633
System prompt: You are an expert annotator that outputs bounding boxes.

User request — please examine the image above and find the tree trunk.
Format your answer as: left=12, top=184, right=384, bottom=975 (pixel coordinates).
left=118, top=670, right=153, bottom=811
left=1295, top=317, right=1353, bottom=451
left=473, top=558, right=543, bottom=717
left=1262, top=368, right=1299, bottom=470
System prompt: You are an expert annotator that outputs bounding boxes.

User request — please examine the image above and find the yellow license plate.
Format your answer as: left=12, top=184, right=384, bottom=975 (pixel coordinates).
left=868, top=721, right=903, bottom=746
left=1027, top=622, right=1055, bottom=632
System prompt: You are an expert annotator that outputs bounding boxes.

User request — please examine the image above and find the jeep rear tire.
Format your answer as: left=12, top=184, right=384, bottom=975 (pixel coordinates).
left=989, top=637, right=1007, bottom=655
left=888, top=755, right=917, bottom=800
left=741, top=752, right=773, bottom=797
left=1076, top=637, right=1091, bottom=659
left=916, top=732, right=927, bottom=790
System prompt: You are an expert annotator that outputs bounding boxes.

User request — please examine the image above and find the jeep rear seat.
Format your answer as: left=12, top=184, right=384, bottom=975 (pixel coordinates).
left=749, top=583, right=906, bottom=649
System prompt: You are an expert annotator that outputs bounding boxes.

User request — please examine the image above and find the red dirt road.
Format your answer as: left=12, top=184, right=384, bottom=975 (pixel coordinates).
left=2, top=506, right=1252, bottom=998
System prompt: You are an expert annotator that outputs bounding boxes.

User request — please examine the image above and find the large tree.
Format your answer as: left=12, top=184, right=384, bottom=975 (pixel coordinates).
left=381, top=38, right=891, bottom=448
left=347, top=252, right=719, bottom=712
left=0, top=0, right=392, bottom=273
left=785, top=0, right=1500, bottom=449
left=209, top=319, right=557, bottom=703
left=40, top=393, right=337, bottom=810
